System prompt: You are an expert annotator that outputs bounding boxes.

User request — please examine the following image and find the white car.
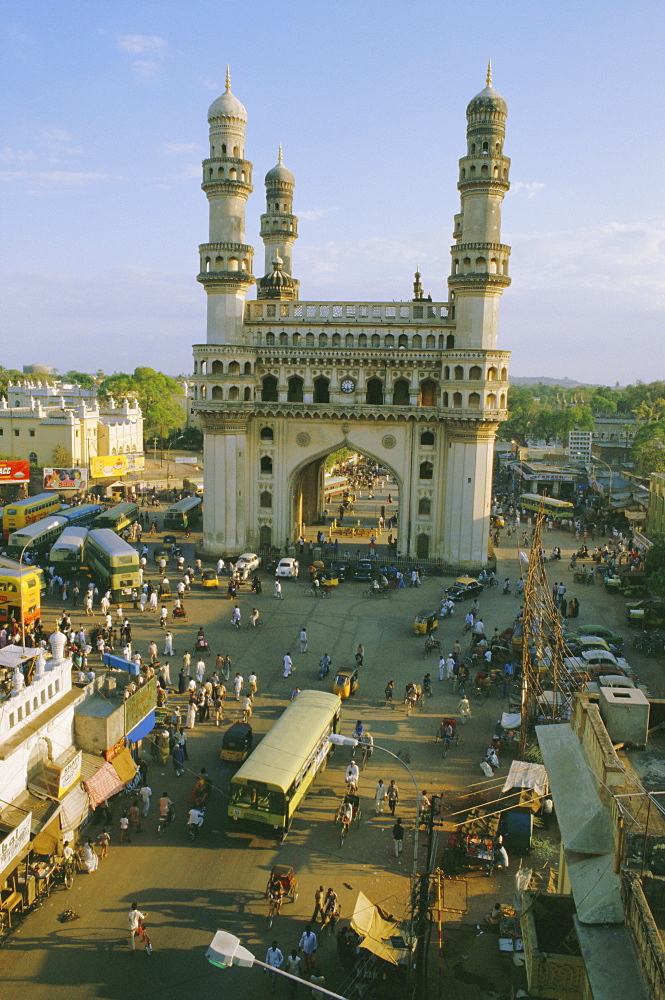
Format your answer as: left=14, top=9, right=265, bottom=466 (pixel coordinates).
left=236, top=552, right=261, bottom=573
left=276, top=557, right=299, bottom=579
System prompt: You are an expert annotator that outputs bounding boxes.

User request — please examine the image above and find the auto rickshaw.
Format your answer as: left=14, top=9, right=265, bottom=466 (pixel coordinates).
left=220, top=721, right=253, bottom=762
left=413, top=611, right=438, bottom=635
left=333, top=667, right=359, bottom=699
left=202, top=569, right=219, bottom=588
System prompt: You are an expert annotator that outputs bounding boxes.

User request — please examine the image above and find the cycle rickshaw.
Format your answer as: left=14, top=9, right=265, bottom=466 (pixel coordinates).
left=334, top=791, right=362, bottom=845
left=435, top=717, right=460, bottom=757
left=265, top=864, right=298, bottom=927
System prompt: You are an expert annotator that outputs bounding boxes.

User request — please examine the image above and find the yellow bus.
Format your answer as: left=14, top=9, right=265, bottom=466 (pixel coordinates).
left=2, top=493, right=62, bottom=539
left=519, top=493, right=575, bottom=519
left=0, top=564, right=42, bottom=628
left=229, top=690, right=341, bottom=838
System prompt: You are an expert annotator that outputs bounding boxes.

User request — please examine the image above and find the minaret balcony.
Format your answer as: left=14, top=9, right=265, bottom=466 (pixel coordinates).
left=197, top=270, right=255, bottom=287
left=202, top=177, right=253, bottom=197
left=448, top=273, right=511, bottom=290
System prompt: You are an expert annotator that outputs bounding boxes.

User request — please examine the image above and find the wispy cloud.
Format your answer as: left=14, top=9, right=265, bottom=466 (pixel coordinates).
left=161, top=142, right=201, bottom=156
left=0, top=147, right=37, bottom=164
left=117, top=34, right=167, bottom=81
left=299, top=208, right=330, bottom=222
left=511, top=181, right=545, bottom=199
left=118, top=34, right=166, bottom=55
left=0, top=171, right=115, bottom=193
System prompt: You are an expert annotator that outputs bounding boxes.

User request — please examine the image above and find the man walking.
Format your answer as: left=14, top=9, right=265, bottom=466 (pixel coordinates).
left=233, top=672, right=243, bottom=700
left=392, top=817, right=404, bottom=858
left=128, top=902, right=147, bottom=952
left=283, top=652, right=294, bottom=678
left=139, top=783, right=152, bottom=817
left=265, top=941, right=284, bottom=992
left=163, top=631, right=174, bottom=656
left=457, top=694, right=471, bottom=723
left=299, top=627, right=308, bottom=653
left=311, top=884, right=325, bottom=923
left=387, top=780, right=399, bottom=815
left=299, top=925, right=318, bottom=974
left=374, top=778, right=387, bottom=814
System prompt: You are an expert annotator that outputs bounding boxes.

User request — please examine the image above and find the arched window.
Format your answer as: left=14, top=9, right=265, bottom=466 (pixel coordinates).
left=500, top=392, right=506, bottom=408
left=319, top=333, right=328, bottom=347
left=306, top=333, right=314, bottom=347
left=313, top=376, right=329, bottom=403
left=366, top=378, right=384, bottom=405
left=259, top=525, right=272, bottom=550
left=287, top=376, right=303, bottom=402
left=215, top=256, right=223, bottom=270
left=468, top=392, right=481, bottom=408
left=211, top=360, right=223, bottom=375
left=228, top=361, right=240, bottom=374
left=243, top=387, right=251, bottom=401
left=419, top=461, right=433, bottom=480
left=228, top=386, right=239, bottom=400
left=332, top=333, right=341, bottom=347
left=358, top=334, right=367, bottom=348
left=454, top=365, right=464, bottom=380
left=416, top=533, right=430, bottom=558
left=244, top=362, right=252, bottom=375
left=475, top=257, right=486, bottom=271
left=487, top=366, right=498, bottom=381
left=261, top=376, right=278, bottom=402
left=469, top=365, right=482, bottom=380
left=453, top=392, right=462, bottom=407
left=398, top=334, right=408, bottom=349
left=260, top=456, right=273, bottom=474
left=420, top=430, right=435, bottom=446
left=260, top=491, right=272, bottom=508
left=221, top=143, right=226, bottom=155
left=418, top=498, right=431, bottom=516
left=345, top=334, right=354, bottom=347
left=266, top=332, right=275, bottom=346
left=426, top=334, right=435, bottom=349
left=500, top=367, right=508, bottom=380
left=385, top=334, right=394, bottom=348
left=260, top=426, right=274, bottom=441
left=29, top=451, right=38, bottom=464
left=420, top=379, right=438, bottom=406
left=392, top=378, right=410, bottom=406
left=442, top=392, right=449, bottom=407
left=412, top=334, right=422, bottom=349
left=443, top=366, right=450, bottom=380
left=487, top=393, right=497, bottom=408
left=212, top=385, right=223, bottom=400
left=292, top=333, right=301, bottom=345
left=200, top=385, right=207, bottom=400
left=446, top=334, right=455, bottom=349
left=371, top=334, right=380, bottom=348
left=279, top=332, right=288, bottom=346
left=228, top=255, right=238, bottom=269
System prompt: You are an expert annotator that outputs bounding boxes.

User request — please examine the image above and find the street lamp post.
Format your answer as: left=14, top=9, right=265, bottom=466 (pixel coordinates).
left=206, top=931, right=350, bottom=1000
left=328, top=734, right=420, bottom=879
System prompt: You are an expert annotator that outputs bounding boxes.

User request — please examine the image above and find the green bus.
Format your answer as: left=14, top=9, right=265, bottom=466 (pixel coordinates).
left=163, top=495, right=202, bottom=531
left=92, top=501, right=139, bottom=534
left=229, top=690, right=341, bottom=838
left=7, top=516, right=69, bottom=558
left=520, top=493, right=575, bottom=519
left=85, top=528, right=140, bottom=603
left=49, top=526, right=89, bottom=573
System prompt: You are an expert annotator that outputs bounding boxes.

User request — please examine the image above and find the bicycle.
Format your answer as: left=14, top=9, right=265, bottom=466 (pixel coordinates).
left=339, top=817, right=351, bottom=847
left=52, top=857, right=76, bottom=890
left=267, top=894, right=283, bottom=929
left=303, top=585, right=331, bottom=598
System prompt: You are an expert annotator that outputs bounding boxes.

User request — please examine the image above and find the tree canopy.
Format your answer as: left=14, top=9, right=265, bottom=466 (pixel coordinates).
left=98, top=367, right=184, bottom=441
left=645, top=536, right=665, bottom=598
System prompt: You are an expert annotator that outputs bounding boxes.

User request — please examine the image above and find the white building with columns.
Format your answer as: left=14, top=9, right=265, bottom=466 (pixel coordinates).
left=191, top=67, right=512, bottom=568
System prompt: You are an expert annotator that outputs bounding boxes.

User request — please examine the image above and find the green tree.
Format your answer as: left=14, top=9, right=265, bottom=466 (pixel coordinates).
left=0, top=367, right=25, bottom=397
left=497, top=386, right=540, bottom=444
left=51, top=445, right=72, bottom=466
left=631, top=424, right=665, bottom=477
left=64, top=370, right=96, bottom=388
left=98, top=367, right=184, bottom=442
left=645, top=536, right=665, bottom=598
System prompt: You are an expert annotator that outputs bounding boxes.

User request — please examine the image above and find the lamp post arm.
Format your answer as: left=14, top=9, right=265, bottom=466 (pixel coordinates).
left=252, top=959, right=349, bottom=1000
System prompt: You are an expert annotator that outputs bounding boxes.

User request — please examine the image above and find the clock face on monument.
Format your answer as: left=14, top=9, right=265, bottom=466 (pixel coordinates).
left=340, top=378, right=356, bottom=394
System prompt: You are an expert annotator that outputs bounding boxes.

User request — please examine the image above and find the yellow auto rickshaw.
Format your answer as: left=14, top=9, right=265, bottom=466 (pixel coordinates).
left=333, top=667, right=359, bottom=699
left=413, top=611, right=438, bottom=635
left=220, top=722, right=253, bottom=762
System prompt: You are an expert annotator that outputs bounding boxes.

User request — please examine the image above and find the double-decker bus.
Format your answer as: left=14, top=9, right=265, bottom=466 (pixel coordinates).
left=163, top=496, right=202, bottom=531
left=92, top=501, right=139, bottom=534
left=229, top=691, right=341, bottom=837
left=49, top=527, right=89, bottom=573
left=7, top=516, right=69, bottom=558
left=519, top=493, right=575, bottom=519
left=2, top=493, right=62, bottom=539
left=60, top=503, right=104, bottom=528
left=0, top=563, right=42, bottom=628
left=85, top=528, right=140, bottom=603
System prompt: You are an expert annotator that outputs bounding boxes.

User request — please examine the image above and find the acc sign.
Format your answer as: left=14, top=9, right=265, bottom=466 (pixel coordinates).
left=0, top=460, right=30, bottom=483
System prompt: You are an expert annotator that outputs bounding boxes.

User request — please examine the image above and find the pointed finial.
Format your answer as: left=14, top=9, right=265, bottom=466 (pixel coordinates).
left=278, top=144, right=283, bottom=164
left=225, top=66, right=231, bottom=92
left=486, top=59, right=492, bottom=87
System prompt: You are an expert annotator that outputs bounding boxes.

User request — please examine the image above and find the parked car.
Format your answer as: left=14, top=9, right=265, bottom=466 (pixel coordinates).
left=573, top=625, right=625, bottom=649
left=276, top=557, right=299, bottom=578
left=329, top=562, right=349, bottom=581
left=445, top=576, right=484, bottom=601
left=353, top=559, right=374, bottom=581
left=236, top=552, right=261, bottom=573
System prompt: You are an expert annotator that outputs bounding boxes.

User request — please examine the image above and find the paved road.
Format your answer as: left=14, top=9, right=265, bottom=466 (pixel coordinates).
left=1, top=514, right=655, bottom=999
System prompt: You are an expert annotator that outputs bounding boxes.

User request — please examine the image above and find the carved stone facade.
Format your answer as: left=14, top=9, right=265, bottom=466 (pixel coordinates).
left=191, top=67, right=512, bottom=568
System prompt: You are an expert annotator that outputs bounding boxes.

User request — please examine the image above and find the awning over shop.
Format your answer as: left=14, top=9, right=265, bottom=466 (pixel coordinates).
left=59, top=783, right=90, bottom=833
left=502, top=760, right=549, bottom=799
left=110, top=747, right=137, bottom=784
left=350, top=892, right=411, bottom=966
left=127, top=709, right=155, bottom=743
left=84, top=762, right=125, bottom=809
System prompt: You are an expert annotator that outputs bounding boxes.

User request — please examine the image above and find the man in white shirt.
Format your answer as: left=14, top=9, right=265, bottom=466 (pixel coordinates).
left=139, top=784, right=152, bottom=817
left=128, top=902, right=147, bottom=951
left=265, top=940, right=284, bottom=991
left=282, top=653, right=293, bottom=678
left=345, top=761, right=359, bottom=789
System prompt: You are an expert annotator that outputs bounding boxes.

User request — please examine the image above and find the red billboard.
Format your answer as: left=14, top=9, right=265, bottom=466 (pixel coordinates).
left=0, top=460, right=30, bottom=483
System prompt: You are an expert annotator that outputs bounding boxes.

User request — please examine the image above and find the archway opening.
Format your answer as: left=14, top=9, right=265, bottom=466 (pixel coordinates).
left=290, top=445, right=401, bottom=553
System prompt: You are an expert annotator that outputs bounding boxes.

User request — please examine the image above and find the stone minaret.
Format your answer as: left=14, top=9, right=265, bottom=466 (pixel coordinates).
left=258, top=146, right=299, bottom=292
left=448, top=61, right=511, bottom=349
left=198, top=68, right=254, bottom=345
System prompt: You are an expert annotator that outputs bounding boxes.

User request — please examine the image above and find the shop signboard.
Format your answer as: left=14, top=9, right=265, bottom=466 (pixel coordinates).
left=0, top=460, right=30, bottom=483
left=43, top=467, right=88, bottom=490
left=124, top=676, right=157, bottom=734
left=58, top=750, right=82, bottom=797
left=90, top=455, right=128, bottom=478
left=0, top=812, right=32, bottom=873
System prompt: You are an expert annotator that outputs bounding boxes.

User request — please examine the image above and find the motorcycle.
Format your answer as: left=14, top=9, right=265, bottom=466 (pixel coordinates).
left=187, top=807, right=205, bottom=840
left=502, top=580, right=511, bottom=595
left=439, top=601, right=454, bottom=618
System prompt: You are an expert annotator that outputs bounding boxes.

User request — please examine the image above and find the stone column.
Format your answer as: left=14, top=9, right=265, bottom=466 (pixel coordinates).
left=442, top=422, right=497, bottom=568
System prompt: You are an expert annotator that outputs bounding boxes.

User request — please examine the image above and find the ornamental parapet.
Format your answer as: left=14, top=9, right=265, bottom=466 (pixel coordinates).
left=201, top=178, right=253, bottom=197
left=457, top=178, right=510, bottom=194
left=448, top=273, right=511, bottom=289
left=190, top=398, right=508, bottom=423
left=197, top=271, right=255, bottom=286
left=244, top=300, right=451, bottom=325
left=453, top=242, right=511, bottom=255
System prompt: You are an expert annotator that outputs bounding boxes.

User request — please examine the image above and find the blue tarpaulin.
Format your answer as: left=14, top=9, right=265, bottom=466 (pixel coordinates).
left=102, top=652, right=140, bottom=675
left=127, top=710, right=156, bottom=743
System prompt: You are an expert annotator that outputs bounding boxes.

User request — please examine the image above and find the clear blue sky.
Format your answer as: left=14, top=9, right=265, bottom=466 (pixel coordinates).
left=1, top=0, right=664, bottom=384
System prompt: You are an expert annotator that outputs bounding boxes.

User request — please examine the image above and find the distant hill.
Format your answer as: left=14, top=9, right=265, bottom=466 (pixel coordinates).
left=510, top=376, right=595, bottom=388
